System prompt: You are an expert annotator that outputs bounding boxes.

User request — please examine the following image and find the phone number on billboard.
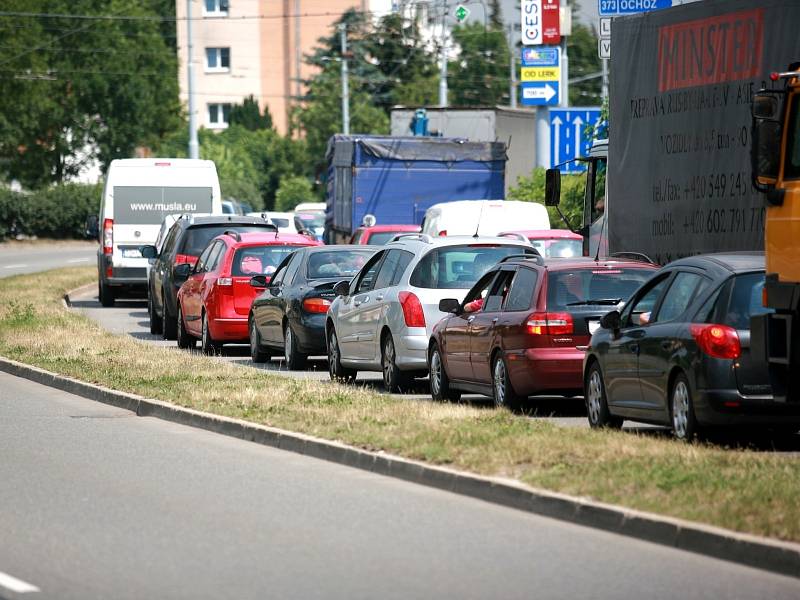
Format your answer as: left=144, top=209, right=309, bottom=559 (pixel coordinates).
left=682, top=207, right=765, bottom=235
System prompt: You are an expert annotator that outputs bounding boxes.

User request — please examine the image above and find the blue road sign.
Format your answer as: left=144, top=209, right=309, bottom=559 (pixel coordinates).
left=550, top=108, right=602, bottom=172
left=520, top=47, right=560, bottom=106
left=521, top=82, right=559, bottom=106
left=598, top=0, right=672, bottom=17
left=521, top=47, right=559, bottom=68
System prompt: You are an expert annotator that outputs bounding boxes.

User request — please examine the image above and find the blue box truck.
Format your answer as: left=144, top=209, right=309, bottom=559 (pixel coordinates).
left=324, top=135, right=507, bottom=243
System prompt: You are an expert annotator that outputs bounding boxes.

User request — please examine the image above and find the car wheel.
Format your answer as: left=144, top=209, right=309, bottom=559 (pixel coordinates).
left=284, top=324, right=307, bottom=370
left=585, top=362, right=623, bottom=429
left=249, top=317, right=271, bottom=363
left=492, top=353, right=523, bottom=411
left=201, top=311, right=220, bottom=355
left=670, top=374, right=698, bottom=442
left=99, top=279, right=115, bottom=307
left=327, top=327, right=356, bottom=383
left=148, top=293, right=163, bottom=335
left=176, top=304, right=196, bottom=349
left=162, top=288, right=177, bottom=340
left=382, top=334, right=412, bottom=393
left=429, top=343, right=460, bottom=402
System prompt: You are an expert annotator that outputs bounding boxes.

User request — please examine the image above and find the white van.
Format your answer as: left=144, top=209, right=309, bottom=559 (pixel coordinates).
left=420, top=200, right=550, bottom=238
left=96, top=158, right=222, bottom=306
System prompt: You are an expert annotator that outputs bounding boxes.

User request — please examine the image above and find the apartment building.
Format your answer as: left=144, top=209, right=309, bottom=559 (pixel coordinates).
left=176, top=0, right=397, bottom=134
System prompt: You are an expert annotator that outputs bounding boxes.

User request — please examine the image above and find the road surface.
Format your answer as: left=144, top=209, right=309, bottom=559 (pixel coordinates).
left=1, top=372, right=798, bottom=600
left=0, top=241, right=95, bottom=279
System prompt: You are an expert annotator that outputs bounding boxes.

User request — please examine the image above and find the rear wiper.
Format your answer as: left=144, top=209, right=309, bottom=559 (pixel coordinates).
left=566, top=298, right=622, bottom=306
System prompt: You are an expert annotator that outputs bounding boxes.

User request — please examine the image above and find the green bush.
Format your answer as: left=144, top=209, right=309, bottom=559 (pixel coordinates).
left=0, top=183, right=100, bottom=240
left=507, top=167, right=585, bottom=230
left=274, top=176, right=317, bottom=212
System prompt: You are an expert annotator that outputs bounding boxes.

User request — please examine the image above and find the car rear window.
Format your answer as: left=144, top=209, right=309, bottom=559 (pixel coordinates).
left=723, top=272, right=773, bottom=329
left=179, top=225, right=274, bottom=257
left=410, top=245, right=535, bottom=289
left=547, top=268, right=653, bottom=310
left=269, top=218, right=290, bottom=228
left=232, top=246, right=299, bottom=277
left=307, top=250, right=373, bottom=279
left=367, top=231, right=408, bottom=245
left=530, top=238, right=583, bottom=258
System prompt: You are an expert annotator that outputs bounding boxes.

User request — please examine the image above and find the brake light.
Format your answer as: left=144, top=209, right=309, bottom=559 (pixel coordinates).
left=689, top=323, right=741, bottom=360
left=303, top=298, right=332, bottom=314
left=398, top=291, right=426, bottom=328
left=526, top=312, right=574, bottom=335
left=762, top=286, right=768, bottom=307
left=174, top=254, right=197, bottom=266
left=439, top=230, right=448, bottom=236
left=102, top=218, right=113, bottom=254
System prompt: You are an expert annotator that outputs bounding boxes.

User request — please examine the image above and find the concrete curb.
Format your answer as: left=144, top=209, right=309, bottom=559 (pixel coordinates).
left=1, top=355, right=799, bottom=578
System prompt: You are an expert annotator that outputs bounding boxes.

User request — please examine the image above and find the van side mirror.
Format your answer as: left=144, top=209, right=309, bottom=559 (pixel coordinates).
left=140, top=245, right=157, bottom=260
left=333, top=280, right=350, bottom=296
left=752, top=93, right=781, bottom=120
left=438, top=298, right=460, bottom=314
left=174, top=263, right=192, bottom=280
left=545, top=169, right=561, bottom=206
left=250, top=275, right=268, bottom=288
left=85, top=215, right=99, bottom=240
left=600, top=310, right=621, bottom=331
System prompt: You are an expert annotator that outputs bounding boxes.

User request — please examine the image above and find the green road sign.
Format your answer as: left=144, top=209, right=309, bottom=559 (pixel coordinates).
left=455, top=5, right=470, bottom=22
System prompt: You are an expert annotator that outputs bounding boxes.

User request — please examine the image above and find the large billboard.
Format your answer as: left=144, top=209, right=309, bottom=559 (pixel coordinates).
left=608, top=0, right=800, bottom=264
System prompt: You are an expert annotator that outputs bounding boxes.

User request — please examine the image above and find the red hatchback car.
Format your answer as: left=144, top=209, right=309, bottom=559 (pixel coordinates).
left=350, top=224, right=420, bottom=245
left=428, top=256, right=658, bottom=409
left=175, top=231, right=321, bottom=353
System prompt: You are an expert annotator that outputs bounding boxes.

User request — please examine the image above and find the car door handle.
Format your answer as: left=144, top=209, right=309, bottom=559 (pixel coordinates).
left=467, top=316, right=476, bottom=323
left=354, top=296, right=369, bottom=306
left=492, top=317, right=499, bottom=323
left=375, top=295, right=384, bottom=302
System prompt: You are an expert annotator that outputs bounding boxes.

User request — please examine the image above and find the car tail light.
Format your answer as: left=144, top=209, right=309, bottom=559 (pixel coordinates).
left=439, top=230, right=447, bottom=236
left=174, top=254, right=197, bottom=266
left=762, top=286, right=768, bottom=307
left=689, top=323, right=741, bottom=360
left=102, top=218, right=113, bottom=255
left=303, top=298, right=332, bottom=314
left=526, top=312, right=574, bottom=335
left=398, top=291, right=426, bottom=328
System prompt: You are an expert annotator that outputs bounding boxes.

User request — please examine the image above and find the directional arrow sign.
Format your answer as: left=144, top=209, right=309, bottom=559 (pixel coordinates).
left=549, top=108, right=602, bottom=171
left=521, top=82, right=559, bottom=105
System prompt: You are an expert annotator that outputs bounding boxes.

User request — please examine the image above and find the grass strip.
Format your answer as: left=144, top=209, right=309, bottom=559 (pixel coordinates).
left=2, top=267, right=799, bottom=542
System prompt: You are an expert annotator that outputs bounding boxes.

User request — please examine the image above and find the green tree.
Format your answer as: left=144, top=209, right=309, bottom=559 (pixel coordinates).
left=508, top=167, right=585, bottom=230
left=448, top=22, right=510, bottom=106
left=274, top=176, right=316, bottom=212
left=568, top=22, right=602, bottom=106
left=229, top=95, right=273, bottom=131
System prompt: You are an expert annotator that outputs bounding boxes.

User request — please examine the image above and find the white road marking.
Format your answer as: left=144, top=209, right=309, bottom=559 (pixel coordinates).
left=66, top=258, right=90, bottom=263
left=0, top=571, right=40, bottom=593
left=2, top=264, right=27, bottom=269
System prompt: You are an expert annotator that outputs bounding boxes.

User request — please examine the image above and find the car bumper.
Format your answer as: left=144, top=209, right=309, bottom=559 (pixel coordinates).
left=293, top=313, right=329, bottom=355
left=210, top=317, right=249, bottom=342
left=395, top=332, right=429, bottom=371
left=507, top=347, right=585, bottom=395
left=694, top=389, right=800, bottom=426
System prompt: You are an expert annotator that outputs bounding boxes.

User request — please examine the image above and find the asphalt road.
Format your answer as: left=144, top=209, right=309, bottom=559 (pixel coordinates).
left=2, top=372, right=798, bottom=600
left=0, top=241, right=96, bottom=278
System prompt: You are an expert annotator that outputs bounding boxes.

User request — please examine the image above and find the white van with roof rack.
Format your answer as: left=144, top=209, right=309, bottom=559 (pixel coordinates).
left=420, top=200, right=550, bottom=238
left=95, top=158, right=222, bottom=306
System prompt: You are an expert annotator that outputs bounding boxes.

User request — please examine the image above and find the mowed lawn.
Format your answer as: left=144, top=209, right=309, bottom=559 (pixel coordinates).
left=1, top=267, right=799, bottom=542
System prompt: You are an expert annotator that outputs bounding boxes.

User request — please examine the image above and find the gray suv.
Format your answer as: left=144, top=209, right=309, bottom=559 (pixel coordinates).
left=325, top=234, right=536, bottom=391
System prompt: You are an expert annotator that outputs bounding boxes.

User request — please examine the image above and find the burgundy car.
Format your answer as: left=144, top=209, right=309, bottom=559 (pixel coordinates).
left=428, top=256, right=658, bottom=409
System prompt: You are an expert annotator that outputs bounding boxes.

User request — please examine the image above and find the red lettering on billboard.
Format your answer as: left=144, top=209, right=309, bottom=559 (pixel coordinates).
left=657, top=9, right=763, bottom=93
left=542, top=0, right=560, bottom=45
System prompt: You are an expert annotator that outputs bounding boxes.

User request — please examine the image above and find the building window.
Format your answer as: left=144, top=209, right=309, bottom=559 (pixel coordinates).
left=205, top=47, right=230, bottom=72
left=204, top=0, right=229, bottom=16
left=208, top=103, right=231, bottom=128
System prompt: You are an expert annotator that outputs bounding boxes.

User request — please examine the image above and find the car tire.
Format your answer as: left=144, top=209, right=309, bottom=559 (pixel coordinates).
left=283, top=324, right=307, bottom=370
left=99, top=279, right=115, bottom=307
left=382, top=334, right=412, bottom=393
left=492, top=353, right=524, bottom=411
left=201, top=311, right=220, bottom=355
left=249, top=317, right=271, bottom=363
left=148, top=293, right=163, bottom=335
left=162, top=288, right=177, bottom=340
left=327, top=327, right=356, bottom=383
left=585, top=362, right=622, bottom=429
left=176, top=304, right=196, bottom=349
left=670, top=374, right=699, bottom=442
left=429, top=343, right=461, bottom=402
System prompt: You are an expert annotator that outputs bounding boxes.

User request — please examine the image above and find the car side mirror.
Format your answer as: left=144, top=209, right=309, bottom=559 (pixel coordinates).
left=545, top=168, right=561, bottom=206
left=600, top=310, right=621, bottom=331
left=438, top=298, right=460, bottom=314
left=250, top=275, right=268, bottom=288
left=333, top=280, right=350, bottom=296
left=174, top=263, right=192, bottom=280
left=140, top=245, right=157, bottom=260
left=85, top=215, right=99, bottom=240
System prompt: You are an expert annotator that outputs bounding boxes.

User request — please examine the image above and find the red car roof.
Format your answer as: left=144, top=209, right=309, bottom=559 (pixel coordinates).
left=218, top=231, right=322, bottom=247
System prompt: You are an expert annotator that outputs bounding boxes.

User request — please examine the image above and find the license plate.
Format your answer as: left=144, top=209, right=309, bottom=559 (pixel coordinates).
left=122, top=248, right=142, bottom=258
left=588, top=320, right=601, bottom=335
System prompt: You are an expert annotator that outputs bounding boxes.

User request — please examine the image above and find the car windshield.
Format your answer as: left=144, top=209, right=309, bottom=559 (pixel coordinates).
left=547, top=268, right=653, bottom=309
left=295, top=212, right=325, bottom=229
left=180, top=225, right=274, bottom=257
left=307, top=250, right=374, bottom=279
left=530, top=238, right=583, bottom=258
left=232, top=246, right=299, bottom=277
left=724, top=272, right=773, bottom=330
left=410, top=245, right=535, bottom=289
left=367, top=231, right=410, bottom=245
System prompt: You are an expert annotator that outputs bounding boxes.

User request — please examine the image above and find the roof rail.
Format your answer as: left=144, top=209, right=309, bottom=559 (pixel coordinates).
left=222, top=229, right=241, bottom=242
left=498, top=232, right=531, bottom=244
left=609, top=252, right=657, bottom=265
left=497, top=251, right=544, bottom=267
left=389, top=233, right=434, bottom=244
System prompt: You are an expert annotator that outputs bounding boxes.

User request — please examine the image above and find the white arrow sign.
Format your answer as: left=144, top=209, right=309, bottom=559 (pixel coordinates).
left=572, top=115, right=584, bottom=157
left=522, top=83, right=557, bottom=101
left=552, top=115, right=562, bottom=164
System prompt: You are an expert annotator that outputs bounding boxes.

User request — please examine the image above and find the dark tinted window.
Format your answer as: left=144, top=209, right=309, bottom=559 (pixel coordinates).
left=354, top=252, right=384, bottom=294
left=194, top=243, right=215, bottom=273
left=724, top=273, right=773, bottom=330
left=270, top=252, right=297, bottom=286
left=231, top=245, right=299, bottom=276
left=307, top=250, right=373, bottom=279
left=161, top=225, right=181, bottom=257
left=179, top=225, right=274, bottom=257
left=695, top=284, right=724, bottom=323
left=410, top=245, right=535, bottom=289
left=484, top=270, right=515, bottom=312
left=656, top=272, right=708, bottom=322
left=625, top=275, right=670, bottom=327
left=373, top=249, right=414, bottom=290
left=206, top=241, right=227, bottom=272
left=505, top=267, right=538, bottom=311
left=547, top=267, right=653, bottom=310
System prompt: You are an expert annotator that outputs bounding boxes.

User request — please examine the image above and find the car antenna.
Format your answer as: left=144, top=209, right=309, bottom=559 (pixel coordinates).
left=473, top=201, right=486, bottom=238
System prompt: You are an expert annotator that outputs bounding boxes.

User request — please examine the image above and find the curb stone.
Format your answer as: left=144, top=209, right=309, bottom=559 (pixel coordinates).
left=1, top=356, right=799, bottom=579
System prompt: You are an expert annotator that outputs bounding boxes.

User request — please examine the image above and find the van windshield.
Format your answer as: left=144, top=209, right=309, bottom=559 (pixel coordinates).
left=113, top=186, right=213, bottom=225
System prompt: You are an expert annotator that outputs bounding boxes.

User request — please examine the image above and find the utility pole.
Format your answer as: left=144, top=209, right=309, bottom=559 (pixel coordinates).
left=186, top=0, right=199, bottom=159
left=295, top=0, right=302, bottom=102
left=601, top=58, right=609, bottom=100
left=508, top=25, right=517, bottom=108
left=559, top=37, right=569, bottom=108
left=340, top=24, right=350, bottom=135
left=438, top=0, right=448, bottom=107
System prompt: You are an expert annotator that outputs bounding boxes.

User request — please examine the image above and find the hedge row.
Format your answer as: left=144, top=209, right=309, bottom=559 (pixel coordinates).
left=0, top=184, right=101, bottom=240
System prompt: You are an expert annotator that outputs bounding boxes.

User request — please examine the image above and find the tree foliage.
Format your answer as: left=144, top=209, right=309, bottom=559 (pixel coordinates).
left=568, top=22, right=603, bottom=106
left=274, top=176, right=317, bottom=212
left=448, top=22, right=510, bottom=107
left=229, top=95, right=273, bottom=131
left=508, top=167, right=585, bottom=230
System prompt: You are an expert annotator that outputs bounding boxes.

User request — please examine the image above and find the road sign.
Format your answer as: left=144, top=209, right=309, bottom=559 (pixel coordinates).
left=542, top=0, right=560, bottom=44
left=598, top=38, right=611, bottom=59
left=520, top=47, right=560, bottom=106
left=550, top=108, right=602, bottom=171
left=598, top=0, right=672, bottom=17
left=521, top=0, right=542, bottom=45
left=521, top=47, right=559, bottom=67
left=455, top=4, right=470, bottom=22
left=599, top=17, right=611, bottom=38
left=521, top=82, right=559, bottom=105
left=521, top=66, right=560, bottom=82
